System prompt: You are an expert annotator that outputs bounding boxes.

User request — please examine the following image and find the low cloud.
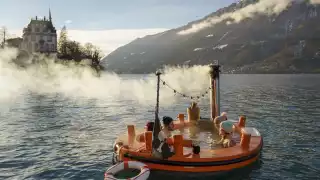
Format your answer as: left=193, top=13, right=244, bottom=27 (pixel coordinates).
left=66, top=28, right=167, bottom=56
left=177, top=0, right=304, bottom=35
left=64, top=20, right=72, bottom=24
left=10, top=28, right=168, bottom=56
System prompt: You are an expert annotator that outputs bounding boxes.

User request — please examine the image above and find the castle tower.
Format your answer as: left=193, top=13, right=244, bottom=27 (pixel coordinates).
left=49, top=8, right=52, bottom=22
left=20, top=9, right=57, bottom=54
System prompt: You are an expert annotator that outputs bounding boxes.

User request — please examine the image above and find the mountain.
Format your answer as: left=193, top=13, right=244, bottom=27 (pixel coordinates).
left=103, top=0, right=320, bottom=74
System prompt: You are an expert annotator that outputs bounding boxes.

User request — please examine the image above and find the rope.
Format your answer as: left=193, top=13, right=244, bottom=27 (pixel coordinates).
left=160, top=79, right=211, bottom=100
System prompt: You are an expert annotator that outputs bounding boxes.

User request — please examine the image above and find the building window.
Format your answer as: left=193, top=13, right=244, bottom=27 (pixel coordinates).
left=51, top=44, right=54, bottom=51
left=31, top=35, right=36, bottom=41
left=35, top=43, right=38, bottom=50
left=36, top=27, right=40, bottom=32
left=47, top=36, right=52, bottom=42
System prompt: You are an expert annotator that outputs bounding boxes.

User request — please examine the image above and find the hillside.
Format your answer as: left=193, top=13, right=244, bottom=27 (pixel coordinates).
left=103, top=0, right=320, bottom=74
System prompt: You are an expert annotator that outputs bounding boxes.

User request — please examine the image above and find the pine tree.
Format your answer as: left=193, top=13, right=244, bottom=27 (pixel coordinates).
left=58, top=25, right=68, bottom=55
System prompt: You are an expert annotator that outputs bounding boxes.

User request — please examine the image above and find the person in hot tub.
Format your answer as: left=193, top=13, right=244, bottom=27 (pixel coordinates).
left=213, top=112, right=228, bottom=132
left=152, top=116, right=200, bottom=159
left=154, top=116, right=175, bottom=159
left=216, top=120, right=236, bottom=148
left=145, top=121, right=155, bottom=131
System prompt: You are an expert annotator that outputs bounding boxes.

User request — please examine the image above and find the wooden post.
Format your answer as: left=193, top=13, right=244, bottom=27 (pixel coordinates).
left=209, top=64, right=220, bottom=120
left=127, top=125, right=136, bottom=145
left=238, top=115, right=246, bottom=128
left=145, top=131, right=152, bottom=151
left=240, top=129, right=251, bottom=149
left=173, top=134, right=183, bottom=157
left=178, top=113, right=185, bottom=123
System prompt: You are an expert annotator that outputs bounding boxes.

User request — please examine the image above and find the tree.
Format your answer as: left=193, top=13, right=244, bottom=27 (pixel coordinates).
left=91, top=46, right=103, bottom=65
left=82, top=42, right=104, bottom=65
left=58, top=25, right=68, bottom=55
left=65, top=40, right=83, bottom=61
left=55, top=25, right=104, bottom=70
left=0, top=26, right=8, bottom=48
left=83, top=42, right=94, bottom=57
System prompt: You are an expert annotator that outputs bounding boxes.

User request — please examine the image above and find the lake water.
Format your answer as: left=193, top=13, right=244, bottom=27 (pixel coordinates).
left=0, top=74, right=319, bottom=180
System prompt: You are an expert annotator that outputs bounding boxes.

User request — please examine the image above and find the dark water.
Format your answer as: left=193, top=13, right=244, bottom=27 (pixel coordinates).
left=0, top=74, right=319, bottom=180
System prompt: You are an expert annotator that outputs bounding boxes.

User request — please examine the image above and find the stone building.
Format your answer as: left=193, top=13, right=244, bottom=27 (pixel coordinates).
left=20, top=9, right=57, bottom=54
left=6, top=37, right=23, bottom=48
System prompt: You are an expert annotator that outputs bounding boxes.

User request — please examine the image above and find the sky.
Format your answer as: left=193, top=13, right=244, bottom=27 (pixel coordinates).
left=1, top=0, right=235, bottom=55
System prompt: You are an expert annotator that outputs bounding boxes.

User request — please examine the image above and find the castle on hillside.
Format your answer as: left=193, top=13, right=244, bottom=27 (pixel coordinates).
left=20, top=9, right=57, bottom=54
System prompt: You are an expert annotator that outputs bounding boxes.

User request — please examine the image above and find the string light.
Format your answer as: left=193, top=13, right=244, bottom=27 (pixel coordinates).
left=160, top=79, right=211, bottom=100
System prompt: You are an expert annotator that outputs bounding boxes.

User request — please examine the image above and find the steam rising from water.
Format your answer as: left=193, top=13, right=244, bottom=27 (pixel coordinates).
left=0, top=48, right=210, bottom=107
left=178, top=0, right=317, bottom=35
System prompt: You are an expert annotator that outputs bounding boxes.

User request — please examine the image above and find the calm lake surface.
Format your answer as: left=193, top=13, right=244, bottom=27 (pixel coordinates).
left=0, top=74, right=319, bottom=180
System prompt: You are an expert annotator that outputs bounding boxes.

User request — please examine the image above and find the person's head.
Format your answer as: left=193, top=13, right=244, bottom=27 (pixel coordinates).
left=145, top=121, right=154, bottom=131
left=221, top=112, right=228, bottom=120
left=219, top=120, right=233, bottom=136
left=162, top=116, right=174, bottom=131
